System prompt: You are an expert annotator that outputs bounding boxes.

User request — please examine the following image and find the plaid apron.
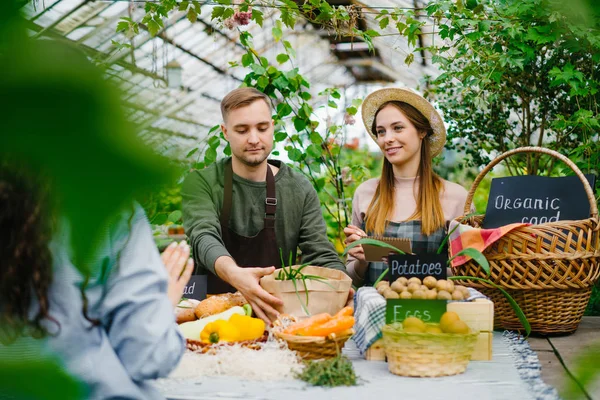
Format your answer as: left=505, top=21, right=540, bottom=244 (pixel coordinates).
left=362, top=220, right=446, bottom=286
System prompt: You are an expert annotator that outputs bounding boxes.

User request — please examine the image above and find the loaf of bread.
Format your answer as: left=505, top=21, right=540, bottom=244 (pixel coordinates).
left=194, top=292, right=247, bottom=319
left=175, top=299, right=200, bottom=324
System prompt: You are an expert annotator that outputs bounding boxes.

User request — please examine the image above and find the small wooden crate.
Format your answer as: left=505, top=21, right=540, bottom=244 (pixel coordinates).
left=447, top=299, right=494, bottom=361
left=365, top=339, right=386, bottom=361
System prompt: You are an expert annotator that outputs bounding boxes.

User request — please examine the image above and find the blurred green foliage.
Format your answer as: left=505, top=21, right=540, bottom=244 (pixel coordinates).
left=1, top=0, right=176, bottom=398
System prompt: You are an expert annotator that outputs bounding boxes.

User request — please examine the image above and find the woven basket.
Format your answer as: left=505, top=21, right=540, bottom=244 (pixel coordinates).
left=382, top=324, right=478, bottom=377
left=453, top=147, right=600, bottom=334
left=186, top=332, right=268, bottom=353
left=272, top=329, right=354, bottom=360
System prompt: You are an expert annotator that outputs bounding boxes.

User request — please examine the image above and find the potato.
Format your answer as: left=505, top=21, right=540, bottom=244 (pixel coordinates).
left=436, top=279, right=450, bottom=293
left=407, top=277, right=422, bottom=286
left=175, top=299, right=200, bottom=324
left=400, top=291, right=412, bottom=299
left=376, top=280, right=390, bottom=289
left=384, top=289, right=400, bottom=299
left=452, top=290, right=465, bottom=300
left=425, top=289, right=438, bottom=300
left=412, top=290, right=426, bottom=299
left=397, top=277, right=409, bottom=286
left=407, top=282, right=421, bottom=293
left=423, top=276, right=438, bottom=289
left=437, top=290, right=452, bottom=300
left=390, top=281, right=405, bottom=293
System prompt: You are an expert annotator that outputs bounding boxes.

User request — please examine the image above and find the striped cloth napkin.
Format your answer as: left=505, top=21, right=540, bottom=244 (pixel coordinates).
left=352, top=286, right=489, bottom=354
left=448, top=220, right=529, bottom=267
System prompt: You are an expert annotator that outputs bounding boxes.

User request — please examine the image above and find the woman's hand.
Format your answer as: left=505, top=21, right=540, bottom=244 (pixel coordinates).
left=343, top=224, right=367, bottom=263
left=161, top=241, right=194, bottom=308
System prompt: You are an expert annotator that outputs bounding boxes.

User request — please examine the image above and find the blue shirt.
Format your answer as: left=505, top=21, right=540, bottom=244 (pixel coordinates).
left=1, top=206, right=185, bottom=399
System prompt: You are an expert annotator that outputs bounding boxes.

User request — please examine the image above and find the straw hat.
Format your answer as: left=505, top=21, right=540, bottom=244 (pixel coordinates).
left=361, top=88, right=447, bottom=157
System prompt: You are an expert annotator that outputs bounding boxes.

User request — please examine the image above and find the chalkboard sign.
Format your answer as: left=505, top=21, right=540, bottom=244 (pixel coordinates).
left=387, top=253, right=448, bottom=281
left=483, top=174, right=596, bottom=229
left=386, top=299, right=447, bottom=324
left=182, top=275, right=207, bottom=301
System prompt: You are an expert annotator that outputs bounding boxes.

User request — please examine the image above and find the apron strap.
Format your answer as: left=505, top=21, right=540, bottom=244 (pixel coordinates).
left=264, top=164, right=277, bottom=228
left=221, top=159, right=277, bottom=227
left=220, top=159, right=234, bottom=226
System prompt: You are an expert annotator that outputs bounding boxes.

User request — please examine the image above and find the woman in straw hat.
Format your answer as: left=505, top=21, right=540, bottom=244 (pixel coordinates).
left=344, top=88, right=470, bottom=287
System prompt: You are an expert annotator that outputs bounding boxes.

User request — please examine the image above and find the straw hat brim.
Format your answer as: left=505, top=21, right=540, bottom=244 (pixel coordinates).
left=361, top=88, right=446, bottom=157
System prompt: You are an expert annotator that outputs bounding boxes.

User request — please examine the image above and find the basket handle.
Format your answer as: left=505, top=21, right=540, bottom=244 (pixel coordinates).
left=464, top=146, right=598, bottom=219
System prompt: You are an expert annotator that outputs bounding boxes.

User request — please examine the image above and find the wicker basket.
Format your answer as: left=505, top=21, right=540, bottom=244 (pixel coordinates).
left=453, top=147, right=600, bottom=334
left=186, top=332, right=268, bottom=353
left=382, top=324, right=479, bottom=377
left=272, top=329, right=354, bottom=360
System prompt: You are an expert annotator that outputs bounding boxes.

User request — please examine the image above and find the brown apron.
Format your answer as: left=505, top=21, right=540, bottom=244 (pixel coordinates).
left=207, top=160, right=281, bottom=294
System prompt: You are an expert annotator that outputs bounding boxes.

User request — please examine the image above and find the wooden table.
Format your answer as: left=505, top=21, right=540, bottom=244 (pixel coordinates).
left=527, top=317, right=600, bottom=399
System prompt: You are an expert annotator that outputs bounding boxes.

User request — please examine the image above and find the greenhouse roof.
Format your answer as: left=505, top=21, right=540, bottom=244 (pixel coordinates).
left=24, top=0, right=440, bottom=158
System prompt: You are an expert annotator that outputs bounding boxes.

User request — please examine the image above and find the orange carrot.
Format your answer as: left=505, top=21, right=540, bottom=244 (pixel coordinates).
left=283, top=313, right=332, bottom=334
left=296, top=316, right=355, bottom=337
left=333, top=306, right=354, bottom=318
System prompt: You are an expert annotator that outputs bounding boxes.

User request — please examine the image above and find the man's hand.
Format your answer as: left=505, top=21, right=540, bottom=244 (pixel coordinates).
left=215, top=257, right=284, bottom=323
left=346, top=287, right=355, bottom=307
left=161, top=241, right=194, bottom=308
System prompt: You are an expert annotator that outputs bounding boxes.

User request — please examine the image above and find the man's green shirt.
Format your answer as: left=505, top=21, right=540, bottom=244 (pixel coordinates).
left=182, top=158, right=345, bottom=275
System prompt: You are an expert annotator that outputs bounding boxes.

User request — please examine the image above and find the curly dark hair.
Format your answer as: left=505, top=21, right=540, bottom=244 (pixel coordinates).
left=0, top=163, right=58, bottom=344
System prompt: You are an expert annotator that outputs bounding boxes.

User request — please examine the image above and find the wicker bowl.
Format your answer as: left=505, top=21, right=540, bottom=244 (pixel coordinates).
left=272, top=328, right=354, bottom=360
left=382, top=324, right=479, bottom=377
left=186, top=331, right=268, bottom=353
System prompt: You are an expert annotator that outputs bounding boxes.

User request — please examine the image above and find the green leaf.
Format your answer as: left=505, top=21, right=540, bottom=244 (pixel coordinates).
left=364, top=29, right=381, bottom=37
left=306, top=143, right=322, bottom=158
left=274, top=131, right=287, bottom=141
left=450, top=276, right=531, bottom=336
left=449, top=248, right=490, bottom=276
left=0, top=356, right=87, bottom=400
left=405, top=53, right=415, bottom=66
left=272, top=26, right=283, bottom=42
left=116, top=21, right=129, bottom=33
left=280, top=9, right=296, bottom=29
left=272, top=75, right=289, bottom=90
left=241, top=52, right=254, bottom=67
left=250, top=64, right=266, bottom=75
left=346, top=106, right=357, bottom=116
left=204, top=146, right=217, bottom=164
left=276, top=53, right=290, bottom=64
left=331, top=90, right=341, bottom=99
left=211, top=6, right=224, bottom=19
left=300, top=91, right=312, bottom=101
left=342, top=237, right=406, bottom=256
left=287, top=148, right=303, bottom=161
left=293, top=117, right=307, bottom=132
left=185, top=147, right=199, bottom=158
left=327, top=100, right=338, bottom=109
left=276, top=102, right=293, bottom=117
left=167, top=210, right=182, bottom=223
left=187, top=8, right=198, bottom=23
left=379, top=17, right=390, bottom=30
left=223, top=143, right=231, bottom=156
left=147, top=19, right=161, bottom=36
left=251, top=9, right=263, bottom=26
left=309, top=131, right=321, bottom=144
left=152, top=213, right=168, bottom=225
left=256, top=76, right=269, bottom=90
left=283, top=40, right=296, bottom=58
left=207, top=135, right=220, bottom=147
left=178, top=1, right=189, bottom=11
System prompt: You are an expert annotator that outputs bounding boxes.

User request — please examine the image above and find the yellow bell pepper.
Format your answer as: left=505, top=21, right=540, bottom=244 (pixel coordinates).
left=200, top=320, right=241, bottom=344
left=228, top=314, right=266, bottom=341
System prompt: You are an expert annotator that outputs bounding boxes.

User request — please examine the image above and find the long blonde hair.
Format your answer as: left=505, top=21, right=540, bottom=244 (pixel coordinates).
left=365, top=101, right=445, bottom=236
